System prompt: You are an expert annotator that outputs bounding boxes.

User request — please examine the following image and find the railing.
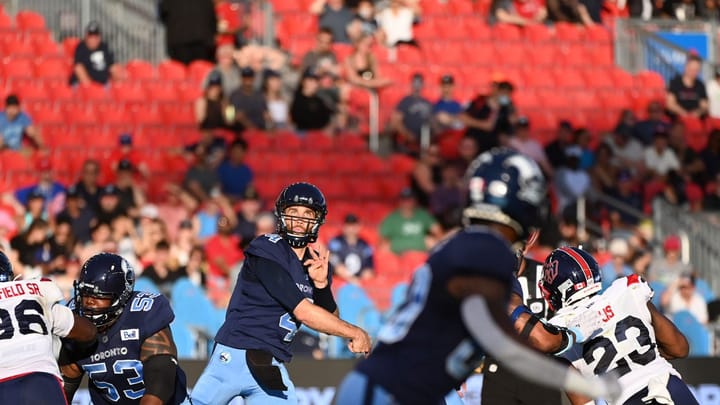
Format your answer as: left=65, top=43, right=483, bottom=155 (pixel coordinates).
left=653, top=198, right=720, bottom=294
left=577, top=190, right=651, bottom=239
left=615, top=18, right=718, bottom=81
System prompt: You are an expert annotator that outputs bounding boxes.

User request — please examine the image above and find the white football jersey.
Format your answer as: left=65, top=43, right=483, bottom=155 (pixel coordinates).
left=549, top=275, right=680, bottom=405
left=0, top=278, right=75, bottom=380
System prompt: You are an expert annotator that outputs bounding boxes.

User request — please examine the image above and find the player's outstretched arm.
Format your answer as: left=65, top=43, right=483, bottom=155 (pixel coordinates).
left=139, top=327, right=180, bottom=405
left=448, top=276, right=620, bottom=402
left=293, top=299, right=372, bottom=354
left=648, top=302, right=689, bottom=359
left=65, top=314, right=98, bottom=343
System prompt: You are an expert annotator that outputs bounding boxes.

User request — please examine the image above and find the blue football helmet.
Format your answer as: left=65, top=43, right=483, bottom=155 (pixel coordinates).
left=274, top=182, right=328, bottom=248
left=0, top=251, right=13, bottom=282
left=73, top=253, right=135, bottom=329
left=463, top=148, right=547, bottom=240
left=539, top=247, right=602, bottom=312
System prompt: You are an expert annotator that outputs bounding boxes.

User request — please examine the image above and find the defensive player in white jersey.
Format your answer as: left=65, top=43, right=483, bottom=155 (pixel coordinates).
left=0, top=251, right=97, bottom=404
left=539, top=246, right=697, bottom=405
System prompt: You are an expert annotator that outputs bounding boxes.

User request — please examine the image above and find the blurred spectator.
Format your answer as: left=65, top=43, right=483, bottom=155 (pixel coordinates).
left=229, top=67, right=270, bottom=131
left=109, top=134, right=150, bottom=180
left=76, top=221, right=115, bottom=263
left=69, top=21, right=122, bottom=85
left=217, top=139, right=253, bottom=201
left=508, top=116, right=554, bottom=177
left=707, top=65, right=720, bottom=118
left=703, top=174, right=720, bottom=210
left=604, top=125, right=645, bottom=173
left=74, top=159, right=102, bottom=210
left=301, top=28, right=339, bottom=76
left=665, top=0, right=708, bottom=19
left=56, top=185, right=95, bottom=244
left=644, top=130, right=680, bottom=178
left=553, top=146, right=590, bottom=215
left=658, top=170, right=689, bottom=207
left=170, top=219, right=197, bottom=267
left=0, top=94, right=42, bottom=151
left=410, top=145, right=442, bottom=208
left=157, top=183, right=199, bottom=236
left=19, top=190, right=49, bottom=232
left=379, top=187, right=441, bottom=254
left=590, top=143, right=617, bottom=193
left=490, top=0, right=548, bottom=25
left=115, top=160, right=147, bottom=219
left=15, top=159, right=65, bottom=215
left=159, top=0, right=217, bottom=64
left=263, top=70, right=290, bottom=129
left=600, top=238, right=633, bottom=290
left=573, top=128, right=594, bottom=170
left=193, top=195, right=236, bottom=242
left=328, top=214, right=375, bottom=284
left=630, top=248, right=653, bottom=279
left=142, top=240, right=188, bottom=297
left=633, top=100, right=670, bottom=145
left=290, top=69, right=335, bottom=132
left=390, top=73, right=432, bottom=155
left=236, top=188, right=263, bottom=248
left=205, top=44, right=242, bottom=97
left=661, top=272, right=709, bottom=324
left=429, top=164, right=463, bottom=217
left=204, top=215, right=243, bottom=306
left=134, top=217, right=168, bottom=264
left=607, top=170, right=643, bottom=227
left=649, top=234, right=690, bottom=284
left=432, top=75, right=464, bottom=132
left=310, top=0, right=355, bottom=43
left=668, top=122, right=706, bottom=184
left=666, top=54, right=708, bottom=118
left=546, top=0, right=595, bottom=25
left=544, top=120, right=575, bottom=169
left=96, top=185, right=127, bottom=224
left=347, top=0, right=379, bottom=42
left=461, top=78, right=516, bottom=153
left=215, top=0, right=244, bottom=47
left=180, top=246, right=208, bottom=288
left=255, top=212, right=277, bottom=236
left=184, top=145, right=221, bottom=202
left=196, top=71, right=235, bottom=132
left=10, top=219, right=50, bottom=278
left=450, top=136, right=480, bottom=174
left=47, top=219, right=77, bottom=274
left=185, top=131, right=227, bottom=167
left=629, top=0, right=666, bottom=18
left=701, top=129, right=720, bottom=180
left=344, top=34, right=393, bottom=90
left=376, top=0, right=420, bottom=47
left=615, top=109, right=637, bottom=134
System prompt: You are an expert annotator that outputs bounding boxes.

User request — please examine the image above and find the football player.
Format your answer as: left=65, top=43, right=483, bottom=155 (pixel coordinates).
left=59, top=253, right=189, bottom=404
left=540, top=246, right=697, bottom=405
left=335, top=149, right=620, bottom=405
left=191, top=182, right=371, bottom=404
left=0, top=251, right=97, bottom=404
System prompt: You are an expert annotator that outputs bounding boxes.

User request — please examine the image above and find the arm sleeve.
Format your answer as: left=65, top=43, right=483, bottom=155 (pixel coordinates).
left=250, top=255, right=307, bottom=311
left=51, top=305, right=75, bottom=338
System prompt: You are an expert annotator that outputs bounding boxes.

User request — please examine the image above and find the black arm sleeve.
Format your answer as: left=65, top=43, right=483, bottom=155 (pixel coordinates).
left=143, top=354, right=177, bottom=402
left=62, top=374, right=83, bottom=402
left=251, top=255, right=307, bottom=311
left=313, top=285, right=337, bottom=313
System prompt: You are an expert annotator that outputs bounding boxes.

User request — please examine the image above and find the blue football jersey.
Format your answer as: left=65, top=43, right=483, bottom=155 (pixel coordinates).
left=75, top=292, right=188, bottom=404
left=356, top=227, right=517, bottom=404
left=214, top=234, right=318, bottom=362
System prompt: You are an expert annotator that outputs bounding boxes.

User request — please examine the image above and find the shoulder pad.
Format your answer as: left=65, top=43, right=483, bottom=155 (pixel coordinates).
left=126, top=292, right=175, bottom=339
left=246, top=234, right=290, bottom=263
left=624, top=274, right=653, bottom=302
left=38, top=279, right=65, bottom=305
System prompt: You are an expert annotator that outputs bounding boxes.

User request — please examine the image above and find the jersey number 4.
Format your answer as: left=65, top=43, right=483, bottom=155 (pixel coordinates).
left=0, top=299, right=48, bottom=339
left=582, top=315, right=657, bottom=376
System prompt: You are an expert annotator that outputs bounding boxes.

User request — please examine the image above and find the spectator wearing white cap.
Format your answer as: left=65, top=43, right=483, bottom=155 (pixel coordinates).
left=600, top=238, right=633, bottom=291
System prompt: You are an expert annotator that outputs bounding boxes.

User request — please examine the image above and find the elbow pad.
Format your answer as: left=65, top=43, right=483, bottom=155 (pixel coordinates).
left=143, top=354, right=178, bottom=402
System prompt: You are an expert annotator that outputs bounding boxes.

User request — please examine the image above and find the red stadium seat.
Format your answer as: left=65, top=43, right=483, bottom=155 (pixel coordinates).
left=48, top=84, right=75, bottom=102
left=63, top=102, right=97, bottom=126
left=34, top=57, right=69, bottom=79
left=2, top=39, right=34, bottom=56
left=31, top=104, right=64, bottom=125
left=586, top=24, right=612, bottom=44
left=10, top=79, right=48, bottom=101
left=554, top=22, right=585, bottom=41
left=157, top=60, right=187, bottom=81
left=0, top=10, right=12, bottom=29
left=144, top=82, right=178, bottom=102
left=336, top=133, right=367, bottom=153
left=491, top=23, right=522, bottom=40
left=160, top=102, right=196, bottom=126
left=62, top=37, right=80, bottom=57
left=32, top=35, right=63, bottom=56
left=125, top=59, right=155, bottom=80
left=77, top=83, right=109, bottom=101
left=523, top=23, right=554, bottom=42
left=634, top=70, right=666, bottom=91
left=303, top=131, right=335, bottom=151
left=111, top=82, right=147, bottom=102
left=15, top=11, right=46, bottom=31
left=187, top=60, right=214, bottom=84
left=95, top=103, right=130, bottom=125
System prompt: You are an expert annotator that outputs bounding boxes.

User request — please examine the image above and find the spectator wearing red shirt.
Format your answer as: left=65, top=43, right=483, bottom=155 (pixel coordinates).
left=107, top=133, right=149, bottom=181
left=204, top=215, right=243, bottom=306
left=215, top=0, right=244, bottom=47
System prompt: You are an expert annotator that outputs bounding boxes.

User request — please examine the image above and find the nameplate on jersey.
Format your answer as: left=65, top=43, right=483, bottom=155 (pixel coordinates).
left=120, top=329, right=139, bottom=341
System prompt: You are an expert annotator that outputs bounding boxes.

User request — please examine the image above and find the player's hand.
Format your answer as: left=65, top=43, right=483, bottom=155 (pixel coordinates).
left=348, top=328, right=371, bottom=356
left=305, top=247, right=330, bottom=288
left=567, top=308, right=604, bottom=343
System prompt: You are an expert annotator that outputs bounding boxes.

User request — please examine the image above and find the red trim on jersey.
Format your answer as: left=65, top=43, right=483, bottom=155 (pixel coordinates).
left=0, top=372, right=32, bottom=383
left=54, top=375, right=69, bottom=405
left=626, top=274, right=640, bottom=286
left=40, top=277, right=52, bottom=282
left=560, top=247, right=593, bottom=283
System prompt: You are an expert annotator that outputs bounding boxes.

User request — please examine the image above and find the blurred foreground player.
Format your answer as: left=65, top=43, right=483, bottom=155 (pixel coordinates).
left=541, top=247, right=697, bottom=405
left=60, top=253, right=188, bottom=404
left=335, top=149, right=620, bottom=405
left=0, top=251, right=97, bottom=405
left=191, top=182, right=371, bottom=404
